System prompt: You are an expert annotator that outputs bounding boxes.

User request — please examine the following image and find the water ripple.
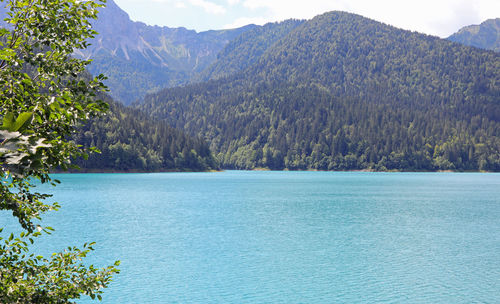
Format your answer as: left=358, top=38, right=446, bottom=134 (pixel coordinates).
left=9, top=171, right=499, bottom=303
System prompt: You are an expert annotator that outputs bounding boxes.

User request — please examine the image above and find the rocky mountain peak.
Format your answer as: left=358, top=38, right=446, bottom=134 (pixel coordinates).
left=448, top=18, right=500, bottom=52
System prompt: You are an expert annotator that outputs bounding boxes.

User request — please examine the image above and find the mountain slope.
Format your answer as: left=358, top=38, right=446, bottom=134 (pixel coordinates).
left=197, top=19, right=305, bottom=81
left=138, top=11, right=500, bottom=171
left=73, top=96, right=218, bottom=172
left=1, top=4, right=218, bottom=172
left=448, top=18, right=500, bottom=52
left=73, top=0, right=255, bottom=104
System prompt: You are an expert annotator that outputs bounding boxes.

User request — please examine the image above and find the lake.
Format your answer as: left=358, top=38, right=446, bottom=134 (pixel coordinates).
left=2, top=171, right=500, bottom=303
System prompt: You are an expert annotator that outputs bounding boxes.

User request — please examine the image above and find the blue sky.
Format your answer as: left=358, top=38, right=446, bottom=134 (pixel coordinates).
left=113, top=0, right=500, bottom=37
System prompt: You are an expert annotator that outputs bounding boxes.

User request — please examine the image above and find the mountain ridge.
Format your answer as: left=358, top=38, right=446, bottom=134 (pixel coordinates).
left=73, top=0, right=256, bottom=104
left=0, top=2, right=220, bottom=172
left=4, top=2, right=497, bottom=104
left=448, top=18, right=500, bottom=52
left=138, top=11, right=500, bottom=171
left=197, top=19, right=305, bottom=82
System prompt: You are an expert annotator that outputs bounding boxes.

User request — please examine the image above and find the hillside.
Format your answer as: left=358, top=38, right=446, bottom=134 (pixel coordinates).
left=138, top=11, right=500, bottom=172
left=72, top=0, right=255, bottom=104
left=72, top=97, right=219, bottom=172
left=197, top=19, right=305, bottom=81
left=448, top=18, right=500, bottom=52
left=1, top=3, right=219, bottom=173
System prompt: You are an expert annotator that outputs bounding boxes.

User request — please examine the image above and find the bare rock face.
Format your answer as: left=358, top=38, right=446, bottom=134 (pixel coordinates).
left=73, top=0, right=255, bottom=104
left=448, top=19, right=500, bottom=52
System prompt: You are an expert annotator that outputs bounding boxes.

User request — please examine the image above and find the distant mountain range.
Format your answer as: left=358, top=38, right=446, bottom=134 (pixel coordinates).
left=80, top=2, right=499, bottom=105
left=2, top=3, right=499, bottom=171
left=138, top=11, right=500, bottom=172
left=448, top=18, right=500, bottom=52
left=1, top=1, right=498, bottom=105
left=0, top=4, right=219, bottom=172
left=0, top=0, right=253, bottom=104
left=73, top=0, right=255, bottom=104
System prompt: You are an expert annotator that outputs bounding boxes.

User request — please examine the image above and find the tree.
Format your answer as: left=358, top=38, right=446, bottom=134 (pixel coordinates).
left=1, top=0, right=119, bottom=302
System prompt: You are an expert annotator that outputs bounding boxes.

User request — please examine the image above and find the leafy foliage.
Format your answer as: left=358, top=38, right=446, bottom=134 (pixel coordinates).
left=0, top=229, right=120, bottom=303
left=1, top=0, right=118, bottom=302
left=138, top=12, right=500, bottom=172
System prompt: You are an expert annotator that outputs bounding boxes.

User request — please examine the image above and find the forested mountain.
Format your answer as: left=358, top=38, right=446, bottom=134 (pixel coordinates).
left=72, top=0, right=255, bottom=104
left=448, top=18, right=500, bottom=52
left=197, top=19, right=305, bottom=81
left=138, top=11, right=500, bottom=172
left=72, top=97, right=218, bottom=172
left=1, top=3, right=218, bottom=173
left=0, top=1, right=253, bottom=105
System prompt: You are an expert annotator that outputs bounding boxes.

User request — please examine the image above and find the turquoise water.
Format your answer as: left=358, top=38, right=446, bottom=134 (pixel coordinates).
left=1, top=171, right=500, bottom=303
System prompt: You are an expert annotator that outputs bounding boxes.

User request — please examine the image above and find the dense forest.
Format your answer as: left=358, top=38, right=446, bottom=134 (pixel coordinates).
left=137, top=12, right=500, bottom=172
left=72, top=97, right=218, bottom=172
left=0, top=19, right=220, bottom=172
left=196, top=19, right=304, bottom=82
left=6, top=2, right=497, bottom=173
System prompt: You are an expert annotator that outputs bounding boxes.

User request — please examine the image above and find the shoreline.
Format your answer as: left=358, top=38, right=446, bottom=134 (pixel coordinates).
left=52, top=168, right=496, bottom=174
left=53, top=168, right=222, bottom=174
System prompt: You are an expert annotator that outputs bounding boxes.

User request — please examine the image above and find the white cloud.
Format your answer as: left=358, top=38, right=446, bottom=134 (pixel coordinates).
left=113, top=0, right=500, bottom=36
left=224, top=16, right=269, bottom=29
left=240, top=0, right=500, bottom=37
left=243, top=0, right=340, bottom=16
left=189, top=0, right=226, bottom=14
left=175, top=1, right=187, bottom=9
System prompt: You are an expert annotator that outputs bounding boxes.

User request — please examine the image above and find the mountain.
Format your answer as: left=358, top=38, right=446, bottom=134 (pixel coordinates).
left=1, top=3, right=219, bottom=173
left=197, top=19, right=305, bottom=82
left=448, top=18, right=500, bottom=52
left=73, top=96, right=219, bottom=172
left=73, top=0, right=255, bottom=104
left=137, top=11, right=500, bottom=172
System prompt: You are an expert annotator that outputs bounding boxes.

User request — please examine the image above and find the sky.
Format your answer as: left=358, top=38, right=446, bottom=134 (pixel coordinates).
left=112, top=0, right=500, bottom=37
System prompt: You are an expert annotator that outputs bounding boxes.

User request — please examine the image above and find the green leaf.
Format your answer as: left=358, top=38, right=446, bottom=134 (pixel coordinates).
left=0, top=0, right=116, bottom=302
left=1, top=112, right=33, bottom=132
left=1, top=112, right=16, bottom=131
left=13, top=112, right=34, bottom=132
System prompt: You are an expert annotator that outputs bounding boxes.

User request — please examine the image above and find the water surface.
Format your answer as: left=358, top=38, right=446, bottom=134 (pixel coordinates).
left=1, top=171, right=499, bottom=303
